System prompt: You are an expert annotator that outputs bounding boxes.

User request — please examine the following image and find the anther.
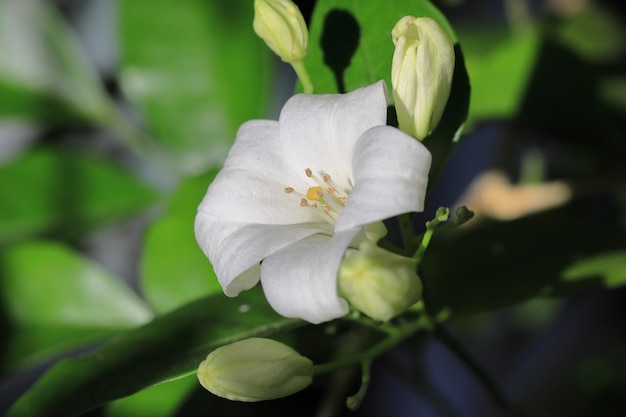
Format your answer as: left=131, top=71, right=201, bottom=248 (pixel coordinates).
left=305, top=168, right=312, bottom=177
left=323, top=173, right=331, bottom=182
left=284, top=187, right=294, bottom=193
left=323, top=204, right=330, bottom=214
left=300, top=198, right=308, bottom=207
left=327, top=186, right=335, bottom=194
left=338, top=196, right=347, bottom=204
left=311, top=203, right=318, bottom=208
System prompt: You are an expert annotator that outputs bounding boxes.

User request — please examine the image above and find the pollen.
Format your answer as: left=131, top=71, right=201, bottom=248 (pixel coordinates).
left=307, top=186, right=324, bottom=200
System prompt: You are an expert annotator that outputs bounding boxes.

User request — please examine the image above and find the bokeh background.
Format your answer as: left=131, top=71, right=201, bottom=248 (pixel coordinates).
left=1, top=0, right=626, bottom=416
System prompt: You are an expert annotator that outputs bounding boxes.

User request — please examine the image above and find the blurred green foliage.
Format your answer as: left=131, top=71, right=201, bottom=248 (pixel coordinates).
left=0, top=0, right=625, bottom=416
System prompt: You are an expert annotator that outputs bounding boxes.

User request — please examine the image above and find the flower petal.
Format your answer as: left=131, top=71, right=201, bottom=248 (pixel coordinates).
left=335, top=126, right=431, bottom=232
left=260, top=228, right=361, bottom=324
left=195, top=212, right=331, bottom=296
left=278, top=81, right=388, bottom=190
left=198, top=120, right=323, bottom=225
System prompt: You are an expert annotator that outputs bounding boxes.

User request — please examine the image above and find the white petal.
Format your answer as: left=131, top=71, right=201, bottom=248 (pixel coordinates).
left=198, top=120, right=322, bottom=225
left=260, top=228, right=361, bottom=324
left=278, top=81, right=388, bottom=190
left=195, top=212, right=332, bottom=296
left=335, top=126, right=432, bottom=232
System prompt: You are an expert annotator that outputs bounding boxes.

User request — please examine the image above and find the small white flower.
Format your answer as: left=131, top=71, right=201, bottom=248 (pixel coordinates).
left=195, top=81, right=431, bottom=324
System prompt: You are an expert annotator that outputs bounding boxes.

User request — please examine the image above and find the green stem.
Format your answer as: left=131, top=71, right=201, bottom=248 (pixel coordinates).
left=313, top=316, right=429, bottom=376
left=434, top=325, right=530, bottom=417
left=291, top=60, right=314, bottom=94
left=346, top=359, right=372, bottom=410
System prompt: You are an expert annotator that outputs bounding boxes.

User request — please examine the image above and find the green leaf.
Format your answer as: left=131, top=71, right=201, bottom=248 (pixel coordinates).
left=305, top=0, right=470, bottom=186
left=105, top=375, right=197, bottom=417
left=0, top=0, right=112, bottom=122
left=458, top=27, right=539, bottom=124
left=420, top=208, right=626, bottom=319
left=305, top=0, right=457, bottom=94
left=561, top=250, right=626, bottom=288
left=6, top=288, right=305, bottom=417
left=119, top=0, right=272, bottom=174
left=141, top=171, right=222, bottom=314
left=0, top=241, right=153, bottom=372
left=0, top=147, right=158, bottom=243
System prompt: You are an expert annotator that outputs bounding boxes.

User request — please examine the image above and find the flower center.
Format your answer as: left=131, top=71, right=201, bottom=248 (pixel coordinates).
left=284, top=168, right=349, bottom=224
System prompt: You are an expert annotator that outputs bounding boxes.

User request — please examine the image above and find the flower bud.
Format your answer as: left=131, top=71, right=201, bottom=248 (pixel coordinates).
left=197, top=337, right=313, bottom=402
left=391, top=16, right=455, bottom=140
left=253, top=0, right=308, bottom=63
left=338, top=240, right=422, bottom=321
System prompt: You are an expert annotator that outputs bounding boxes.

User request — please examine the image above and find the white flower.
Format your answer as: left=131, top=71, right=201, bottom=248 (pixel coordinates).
left=194, top=81, right=431, bottom=324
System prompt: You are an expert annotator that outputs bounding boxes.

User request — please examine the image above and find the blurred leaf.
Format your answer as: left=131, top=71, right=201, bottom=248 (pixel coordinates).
left=0, top=241, right=153, bottom=372
left=562, top=250, right=626, bottom=288
left=421, top=208, right=626, bottom=319
left=0, top=147, right=158, bottom=243
left=141, top=171, right=221, bottom=314
left=0, top=0, right=112, bottom=122
left=552, top=4, right=626, bottom=63
left=458, top=26, right=539, bottom=124
left=7, top=288, right=305, bottom=417
left=304, top=0, right=457, bottom=94
left=105, top=374, right=196, bottom=417
left=305, top=0, right=470, bottom=186
left=119, top=0, right=272, bottom=174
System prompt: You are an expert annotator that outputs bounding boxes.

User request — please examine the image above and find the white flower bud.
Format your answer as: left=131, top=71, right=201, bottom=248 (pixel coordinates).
left=253, top=0, right=308, bottom=63
left=197, top=338, right=313, bottom=402
left=391, top=16, right=455, bottom=140
left=338, top=240, right=422, bottom=322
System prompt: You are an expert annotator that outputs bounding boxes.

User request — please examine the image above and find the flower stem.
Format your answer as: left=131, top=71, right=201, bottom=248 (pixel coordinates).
left=413, top=207, right=449, bottom=263
left=434, top=325, right=531, bottom=417
left=313, top=315, right=429, bottom=377
left=291, top=60, right=314, bottom=94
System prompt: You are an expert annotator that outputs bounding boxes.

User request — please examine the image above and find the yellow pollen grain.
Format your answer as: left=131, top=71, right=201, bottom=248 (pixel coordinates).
left=307, top=186, right=324, bottom=200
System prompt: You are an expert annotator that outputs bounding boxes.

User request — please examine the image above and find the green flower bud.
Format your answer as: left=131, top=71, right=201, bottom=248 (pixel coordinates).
left=338, top=240, right=422, bottom=322
left=197, top=337, right=313, bottom=402
left=253, top=0, right=308, bottom=63
left=391, top=16, right=455, bottom=140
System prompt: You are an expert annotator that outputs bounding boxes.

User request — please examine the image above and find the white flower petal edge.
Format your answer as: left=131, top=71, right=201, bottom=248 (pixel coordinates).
left=195, top=214, right=331, bottom=296
left=335, top=125, right=432, bottom=232
left=261, top=229, right=361, bottom=324
left=278, top=81, right=388, bottom=190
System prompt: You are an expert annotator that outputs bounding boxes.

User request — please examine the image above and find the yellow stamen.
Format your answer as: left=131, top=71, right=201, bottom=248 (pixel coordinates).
left=307, top=186, right=324, bottom=200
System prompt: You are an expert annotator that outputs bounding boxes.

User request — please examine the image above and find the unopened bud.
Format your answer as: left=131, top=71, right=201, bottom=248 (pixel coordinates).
left=338, top=240, right=422, bottom=321
left=197, top=338, right=313, bottom=402
left=253, top=0, right=308, bottom=62
left=391, top=16, right=455, bottom=140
